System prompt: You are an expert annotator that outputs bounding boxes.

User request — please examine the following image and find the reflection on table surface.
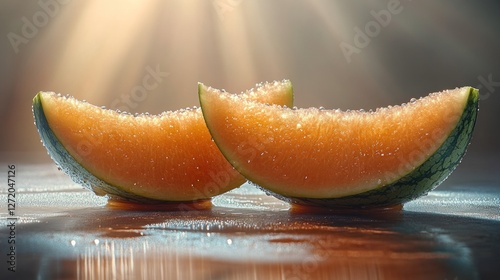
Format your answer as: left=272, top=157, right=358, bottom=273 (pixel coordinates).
left=0, top=164, right=499, bottom=280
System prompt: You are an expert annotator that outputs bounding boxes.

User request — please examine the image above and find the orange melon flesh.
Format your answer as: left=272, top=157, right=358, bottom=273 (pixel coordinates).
left=35, top=80, right=293, bottom=202
left=199, top=86, right=474, bottom=199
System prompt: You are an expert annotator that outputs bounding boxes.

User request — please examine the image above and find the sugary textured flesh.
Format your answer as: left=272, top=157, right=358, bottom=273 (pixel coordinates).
left=200, top=86, right=477, bottom=201
left=34, top=80, right=293, bottom=202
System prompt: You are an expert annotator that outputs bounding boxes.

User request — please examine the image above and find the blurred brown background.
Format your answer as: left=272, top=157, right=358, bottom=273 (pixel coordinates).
left=1, top=0, right=499, bottom=184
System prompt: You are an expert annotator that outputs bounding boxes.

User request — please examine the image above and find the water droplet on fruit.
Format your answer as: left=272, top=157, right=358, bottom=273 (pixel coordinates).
left=70, top=240, right=76, bottom=247
left=296, top=123, right=302, bottom=129
left=410, top=98, right=417, bottom=103
left=319, top=106, right=325, bottom=110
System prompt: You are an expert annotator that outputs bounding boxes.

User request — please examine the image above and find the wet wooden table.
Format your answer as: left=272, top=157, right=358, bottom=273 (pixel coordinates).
left=1, top=164, right=499, bottom=279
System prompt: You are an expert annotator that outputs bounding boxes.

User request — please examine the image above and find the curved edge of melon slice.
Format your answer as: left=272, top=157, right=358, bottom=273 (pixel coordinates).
left=33, top=93, right=207, bottom=204
left=264, top=87, right=479, bottom=209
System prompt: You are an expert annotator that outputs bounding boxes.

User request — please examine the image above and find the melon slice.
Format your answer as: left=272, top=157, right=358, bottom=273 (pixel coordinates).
left=33, top=80, right=293, bottom=203
left=199, top=85, right=479, bottom=208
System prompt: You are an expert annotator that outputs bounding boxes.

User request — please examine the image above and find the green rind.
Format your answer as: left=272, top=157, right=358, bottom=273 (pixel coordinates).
left=32, top=93, right=206, bottom=204
left=260, top=88, right=479, bottom=208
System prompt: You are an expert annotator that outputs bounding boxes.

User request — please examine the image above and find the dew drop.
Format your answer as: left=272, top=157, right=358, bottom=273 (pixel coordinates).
left=410, top=98, right=417, bottom=103
left=70, top=240, right=76, bottom=247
